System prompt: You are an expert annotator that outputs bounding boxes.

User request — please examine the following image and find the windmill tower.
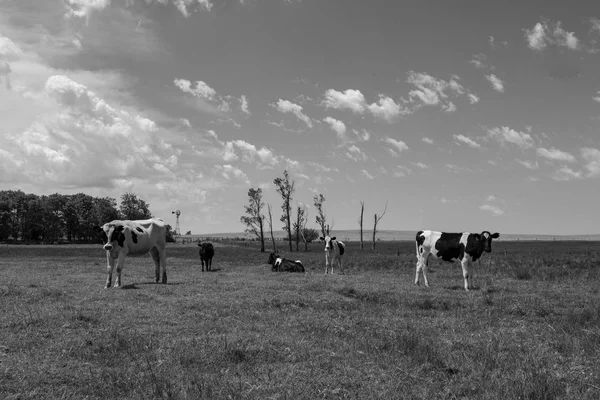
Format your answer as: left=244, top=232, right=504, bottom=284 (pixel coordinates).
left=172, top=210, right=181, bottom=236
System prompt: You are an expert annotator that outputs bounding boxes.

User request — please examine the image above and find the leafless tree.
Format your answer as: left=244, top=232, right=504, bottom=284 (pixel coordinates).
left=358, top=201, right=365, bottom=250
left=372, top=201, right=388, bottom=252
left=266, top=203, right=277, bottom=253
left=240, top=188, right=265, bottom=252
left=273, top=170, right=295, bottom=252
left=293, top=205, right=307, bottom=252
left=313, top=194, right=328, bottom=238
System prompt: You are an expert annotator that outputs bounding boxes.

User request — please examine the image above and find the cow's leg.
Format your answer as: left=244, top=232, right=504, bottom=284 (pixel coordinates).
left=160, top=247, right=167, bottom=284
left=208, top=257, right=212, bottom=271
left=339, top=257, right=344, bottom=275
left=114, top=254, right=126, bottom=288
left=105, top=253, right=115, bottom=289
left=150, top=247, right=162, bottom=283
left=415, top=252, right=429, bottom=286
left=461, top=258, right=471, bottom=291
left=325, top=253, right=329, bottom=274
left=201, top=259, right=205, bottom=272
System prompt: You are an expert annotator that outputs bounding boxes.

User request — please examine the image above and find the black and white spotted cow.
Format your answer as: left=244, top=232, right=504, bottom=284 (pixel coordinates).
left=93, top=218, right=167, bottom=288
left=320, top=235, right=346, bottom=274
left=267, top=253, right=305, bottom=272
left=415, top=230, right=500, bottom=291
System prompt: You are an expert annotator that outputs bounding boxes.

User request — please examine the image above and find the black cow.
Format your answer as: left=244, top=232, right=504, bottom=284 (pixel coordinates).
left=198, top=242, right=215, bottom=271
left=415, top=230, right=500, bottom=291
left=267, top=253, right=305, bottom=273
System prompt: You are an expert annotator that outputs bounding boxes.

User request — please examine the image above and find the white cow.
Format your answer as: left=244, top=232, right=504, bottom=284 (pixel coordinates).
left=320, top=235, right=346, bottom=274
left=93, top=218, right=167, bottom=288
left=415, top=230, right=500, bottom=291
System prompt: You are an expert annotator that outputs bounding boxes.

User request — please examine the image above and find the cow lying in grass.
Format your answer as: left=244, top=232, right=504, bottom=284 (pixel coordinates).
left=267, top=253, right=305, bottom=273
left=93, top=218, right=167, bottom=288
left=415, top=230, right=500, bottom=291
left=198, top=242, right=214, bottom=271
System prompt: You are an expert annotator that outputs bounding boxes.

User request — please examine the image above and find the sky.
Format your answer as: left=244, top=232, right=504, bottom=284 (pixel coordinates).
left=1, top=0, right=600, bottom=236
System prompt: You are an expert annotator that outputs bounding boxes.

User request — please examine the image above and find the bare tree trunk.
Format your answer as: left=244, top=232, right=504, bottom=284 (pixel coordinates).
left=295, top=211, right=300, bottom=252
left=359, top=201, right=364, bottom=250
left=372, top=201, right=388, bottom=252
left=267, top=204, right=277, bottom=253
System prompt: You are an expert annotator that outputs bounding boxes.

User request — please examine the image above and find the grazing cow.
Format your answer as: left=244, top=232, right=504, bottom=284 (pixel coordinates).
left=415, top=230, right=500, bottom=291
left=93, top=218, right=167, bottom=288
left=267, top=253, right=305, bottom=273
left=320, top=235, right=346, bottom=274
left=198, top=242, right=215, bottom=271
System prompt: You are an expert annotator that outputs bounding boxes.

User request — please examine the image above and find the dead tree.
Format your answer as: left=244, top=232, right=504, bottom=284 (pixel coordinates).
left=358, top=201, right=365, bottom=250
left=273, top=170, right=295, bottom=252
left=267, top=203, right=277, bottom=253
left=372, top=201, right=388, bottom=252
left=314, top=194, right=327, bottom=238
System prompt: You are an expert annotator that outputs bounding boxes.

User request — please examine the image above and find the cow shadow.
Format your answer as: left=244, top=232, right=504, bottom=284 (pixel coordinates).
left=206, top=268, right=221, bottom=272
left=446, top=285, right=481, bottom=291
left=120, top=284, right=139, bottom=290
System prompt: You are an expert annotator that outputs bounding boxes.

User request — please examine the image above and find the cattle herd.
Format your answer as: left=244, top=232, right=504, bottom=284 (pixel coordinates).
left=94, top=218, right=500, bottom=291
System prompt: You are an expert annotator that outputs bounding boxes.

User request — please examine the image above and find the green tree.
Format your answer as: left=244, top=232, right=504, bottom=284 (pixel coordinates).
left=273, top=170, right=295, bottom=252
left=119, top=193, right=152, bottom=220
left=240, top=188, right=266, bottom=252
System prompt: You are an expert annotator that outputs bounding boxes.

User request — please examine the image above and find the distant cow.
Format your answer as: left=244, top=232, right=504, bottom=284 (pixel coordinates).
left=415, top=230, right=500, bottom=291
left=93, top=218, right=167, bottom=288
left=320, top=235, right=346, bottom=274
left=267, top=253, right=305, bottom=273
left=198, top=242, right=215, bottom=271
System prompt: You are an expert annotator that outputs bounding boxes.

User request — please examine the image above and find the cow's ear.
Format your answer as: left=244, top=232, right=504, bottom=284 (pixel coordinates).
left=331, top=237, right=336, bottom=240
left=92, top=225, right=102, bottom=233
left=319, top=237, right=324, bottom=241
left=491, top=232, right=500, bottom=239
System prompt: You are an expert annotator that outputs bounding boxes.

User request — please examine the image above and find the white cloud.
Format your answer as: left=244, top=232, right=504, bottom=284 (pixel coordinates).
left=406, top=71, right=476, bottom=112
left=488, top=126, right=535, bottom=149
left=2, top=74, right=182, bottom=189
left=517, top=159, right=539, bottom=170
left=64, top=0, right=111, bottom=20
left=383, top=137, right=409, bottom=156
left=468, top=93, right=480, bottom=104
left=361, top=169, right=374, bottom=180
left=537, top=147, right=576, bottom=162
left=453, top=134, right=481, bottom=148
left=581, top=147, right=600, bottom=177
left=346, top=145, right=368, bottom=162
left=524, top=20, right=580, bottom=51
left=422, top=137, right=434, bottom=144
left=367, top=95, right=409, bottom=121
left=480, top=204, right=504, bottom=216
left=323, top=116, right=347, bottom=139
left=486, top=74, right=505, bottom=92
left=393, top=165, right=412, bottom=178
left=216, top=164, right=249, bottom=184
left=272, top=99, right=313, bottom=128
left=239, top=95, right=250, bottom=115
left=322, top=88, right=366, bottom=113
left=179, top=118, right=192, bottom=128
left=221, top=140, right=279, bottom=169
left=353, top=129, right=371, bottom=141
left=553, top=166, right=583, bottom=181
left=411, top=162, right=428, bottom=169
left=592, top=91, right=600, bottom=103
left=174, top=78, right=216, bottom=99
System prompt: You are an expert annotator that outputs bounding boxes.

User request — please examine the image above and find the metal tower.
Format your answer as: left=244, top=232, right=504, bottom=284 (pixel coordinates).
left=171, top=210, right=181, bottom=235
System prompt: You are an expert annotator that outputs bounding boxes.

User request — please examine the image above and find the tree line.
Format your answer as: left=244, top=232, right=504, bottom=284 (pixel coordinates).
left=240, top=170, right=387, bottom=253
left=0, top=190, right=175, bottom=243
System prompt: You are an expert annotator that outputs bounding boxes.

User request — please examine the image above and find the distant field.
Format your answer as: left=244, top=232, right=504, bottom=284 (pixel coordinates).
left=2, top=241, right=600, bottom=399
left=186, top=229, right=600, bottom=242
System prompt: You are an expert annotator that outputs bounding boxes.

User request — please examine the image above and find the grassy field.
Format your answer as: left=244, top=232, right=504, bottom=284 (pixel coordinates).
left=1, top=240, right=600, bottom=399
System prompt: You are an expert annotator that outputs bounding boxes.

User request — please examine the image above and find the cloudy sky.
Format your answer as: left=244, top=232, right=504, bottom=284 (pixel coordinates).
left=1, top=0, right=600, bottom=235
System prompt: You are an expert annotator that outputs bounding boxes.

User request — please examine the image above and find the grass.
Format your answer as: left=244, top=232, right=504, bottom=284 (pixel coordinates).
left=1, top=240, right=600, bottom=399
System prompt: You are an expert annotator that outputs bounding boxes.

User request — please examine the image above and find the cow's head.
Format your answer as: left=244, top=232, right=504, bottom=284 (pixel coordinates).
left=93, top=223, right=126, bottom=258
left=482, top=231, right=500, bottom=252
left=267, top=252, right=279, bottom=265
left=319, top=235, right=336, bottom=252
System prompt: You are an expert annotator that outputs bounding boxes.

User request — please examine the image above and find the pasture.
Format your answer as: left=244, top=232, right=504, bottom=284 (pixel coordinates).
left=1, top=240, right=600, bottom=399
